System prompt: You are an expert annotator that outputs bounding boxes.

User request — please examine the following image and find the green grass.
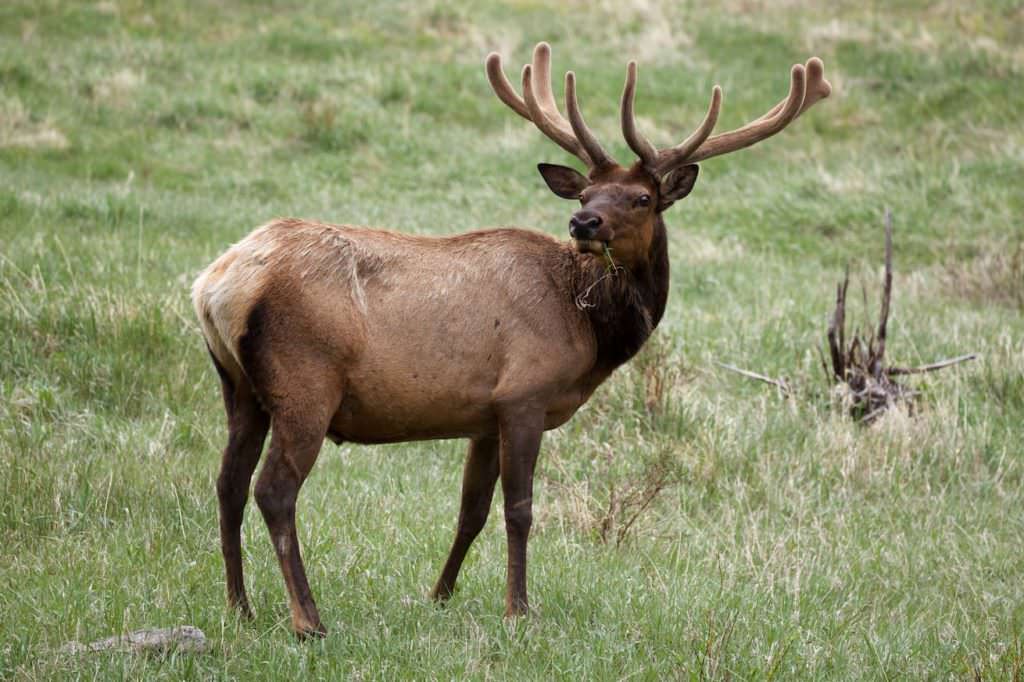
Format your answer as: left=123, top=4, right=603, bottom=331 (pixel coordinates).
left=1, top=0, right=1022, bottom=678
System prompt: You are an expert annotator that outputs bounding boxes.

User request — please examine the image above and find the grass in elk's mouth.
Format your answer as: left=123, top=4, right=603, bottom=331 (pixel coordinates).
left=601, top=242, right=618, bottom=271
left=1, top=0, right=1022, bottom=679
left=570, top=239, right=619, bottom=271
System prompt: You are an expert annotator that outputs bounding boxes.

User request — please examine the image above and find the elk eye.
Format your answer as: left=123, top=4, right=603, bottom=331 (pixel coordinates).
left=635, top=194, right=651, bottom=208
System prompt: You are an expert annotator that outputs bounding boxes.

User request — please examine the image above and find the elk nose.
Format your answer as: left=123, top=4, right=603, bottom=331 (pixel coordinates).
left=569, top=212, right=602, bottom=240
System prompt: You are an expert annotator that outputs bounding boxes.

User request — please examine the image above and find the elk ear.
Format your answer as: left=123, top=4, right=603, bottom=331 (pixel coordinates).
left=658, top=164, right=700, bottom=211
left=537, top=163, right=590, bottom=200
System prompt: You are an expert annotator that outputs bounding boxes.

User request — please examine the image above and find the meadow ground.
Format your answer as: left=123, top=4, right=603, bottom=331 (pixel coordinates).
left=1, top=1, right=1022, bottom=678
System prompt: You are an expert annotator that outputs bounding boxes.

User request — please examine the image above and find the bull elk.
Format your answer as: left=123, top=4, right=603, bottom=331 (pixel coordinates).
left=192, top=42, right=830, bottom=637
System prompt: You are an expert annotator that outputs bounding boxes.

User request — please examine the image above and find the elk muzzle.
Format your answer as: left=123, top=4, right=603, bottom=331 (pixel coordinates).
left=569, top=210, right=603, bottom=241
left=569, top=210, right=612, bottom=254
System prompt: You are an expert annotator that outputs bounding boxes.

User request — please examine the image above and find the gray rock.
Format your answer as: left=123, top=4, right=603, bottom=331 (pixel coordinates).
left=60, top=625, right=208, bottom=655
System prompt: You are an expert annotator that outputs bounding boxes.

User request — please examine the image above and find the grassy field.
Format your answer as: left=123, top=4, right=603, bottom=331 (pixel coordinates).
left=1, top=0, right=1022, bottom=678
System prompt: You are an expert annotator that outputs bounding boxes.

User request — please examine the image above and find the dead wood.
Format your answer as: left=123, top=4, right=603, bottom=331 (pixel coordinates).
left=823, top=209, right=975, bottom=422
left=713, top=361, right=791, bottom=395
left=720, top=209, right=976, bottom=423
left=887, top=354, right=977, bottom=376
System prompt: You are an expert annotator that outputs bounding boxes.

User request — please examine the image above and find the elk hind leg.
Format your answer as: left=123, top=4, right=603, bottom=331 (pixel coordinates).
left=212, top=351, right=270, bottom=618
left=254, top=403, right=335, bottom=638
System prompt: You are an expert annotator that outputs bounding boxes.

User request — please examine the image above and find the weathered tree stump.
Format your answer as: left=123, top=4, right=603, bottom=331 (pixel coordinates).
left=717, top=209, right=975, bottom=422
left=824, top=210, right=975, bottom=422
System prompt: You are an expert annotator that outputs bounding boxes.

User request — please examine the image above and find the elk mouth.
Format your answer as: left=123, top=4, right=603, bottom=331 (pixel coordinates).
left=573, top=238, right=607, bottom=254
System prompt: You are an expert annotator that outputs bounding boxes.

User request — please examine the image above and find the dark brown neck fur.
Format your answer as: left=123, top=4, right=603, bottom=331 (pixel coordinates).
left=570, top=216, right=670, bottom=370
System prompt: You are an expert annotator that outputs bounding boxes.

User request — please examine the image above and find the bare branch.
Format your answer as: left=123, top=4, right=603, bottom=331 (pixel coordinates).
left=872, top=208, right=893, bottom=377
left=887, top=354, right=978, bottom=376
left=858, top=405, right=888, bottom=424
left=839, top=268, right=848, bottom=359
left=815, top=344, right=833, bottom=386
left=714, top=361, right=790, bottom=394
left=827, top=268, right=848, bottom=380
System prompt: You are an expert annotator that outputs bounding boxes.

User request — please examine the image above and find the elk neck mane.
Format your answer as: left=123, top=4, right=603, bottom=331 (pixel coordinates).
left=566, top=214, right=670, bottom=370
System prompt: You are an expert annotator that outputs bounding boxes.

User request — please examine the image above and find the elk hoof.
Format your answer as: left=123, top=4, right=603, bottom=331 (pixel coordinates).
left=291, top=612, right=327, bottom=640
left=294, top=623, right=327, bottom=640
left=228, top=598, right=255, bottom=620
left=430, top=583, right=455, bottom=603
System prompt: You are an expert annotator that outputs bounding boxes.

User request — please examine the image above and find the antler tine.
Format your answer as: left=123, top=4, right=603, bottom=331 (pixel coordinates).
left=684, top=63, right=807, bottom=164
left=622, top=59, right=722, bottom=177
left=565, top=71, right=616, bottom=170
left=530, top=43, right=615, bottom=169
left=620, top=61, right=659, bottom=170
left=485, top=45, right=592, bottom=165
left=485, top=51, right=531, bottom=121
left=750, top=57, right=832, bottom=124
left=521, top=63, right=592, bottom=165
left=800, top=57, right=832, bottom=114
left=653, top=85, right=722, bottom=177
left=529, top=43, right=561, bottom=126
left=490, top=46, right=830, bottom=177
left=529, top=42, right=592, bottom=166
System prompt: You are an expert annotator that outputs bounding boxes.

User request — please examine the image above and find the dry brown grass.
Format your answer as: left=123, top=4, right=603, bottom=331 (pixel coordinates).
left=943, top=241, right=1024, bottom=310
left=542, top=439, right=683, bottom=546
left=0, top=96, right=69, bottom=150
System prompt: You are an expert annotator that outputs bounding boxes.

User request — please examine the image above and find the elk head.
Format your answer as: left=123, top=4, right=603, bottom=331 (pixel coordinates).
left=486, top=43, right=831, bottom=268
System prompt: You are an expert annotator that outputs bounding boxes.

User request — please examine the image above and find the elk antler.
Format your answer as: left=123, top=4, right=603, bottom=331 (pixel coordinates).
left=622, top=58, right=831, bottom=178
left=486, top=42, right=616, bottom=171
left=488, top=44, right=831, bottom=179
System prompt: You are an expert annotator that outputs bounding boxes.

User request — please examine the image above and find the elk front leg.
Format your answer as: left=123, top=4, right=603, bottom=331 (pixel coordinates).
left=431, top=435, right=500, bottom=602
left=253, top=413, right=330, bottom=638
left=498, top=412, right=544, bottom=617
